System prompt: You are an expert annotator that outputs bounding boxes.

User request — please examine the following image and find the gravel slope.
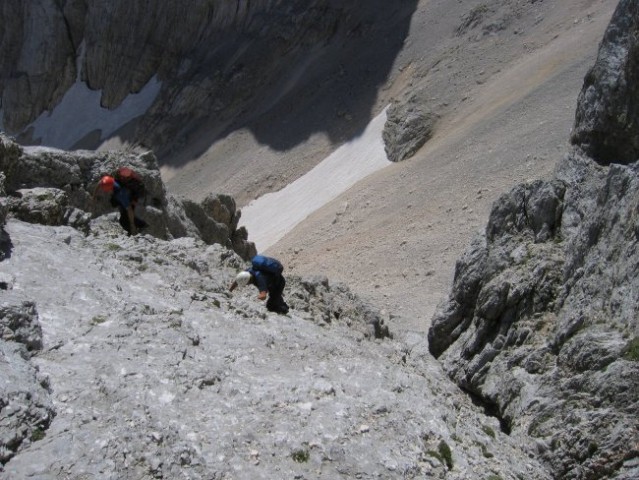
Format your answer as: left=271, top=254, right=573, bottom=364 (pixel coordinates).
left=163, top=1, right=617, bottom=334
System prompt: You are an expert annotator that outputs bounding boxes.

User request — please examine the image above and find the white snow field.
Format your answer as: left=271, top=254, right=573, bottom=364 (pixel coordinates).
left=26, top=76, right=161, bottom=149
left=239, top=107, right=390, bottom=252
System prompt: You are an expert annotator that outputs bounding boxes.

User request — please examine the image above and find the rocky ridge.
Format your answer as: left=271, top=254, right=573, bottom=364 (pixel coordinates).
left=0, top=134, right=255, bottom=260
left=429, top=1, right=639, bottom=478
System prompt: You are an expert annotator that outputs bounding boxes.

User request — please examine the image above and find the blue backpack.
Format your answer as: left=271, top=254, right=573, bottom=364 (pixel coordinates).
left=251, top=255, right=284, bottom=275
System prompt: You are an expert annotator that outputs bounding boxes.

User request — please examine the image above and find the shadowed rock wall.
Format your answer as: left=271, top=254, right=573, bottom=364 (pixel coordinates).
left=0, top=0, right=418, bottom=158
left=571, top=0, right=639, bottom=165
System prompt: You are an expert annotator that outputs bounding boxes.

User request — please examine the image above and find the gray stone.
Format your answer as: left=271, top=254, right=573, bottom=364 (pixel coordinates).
left=383, top=99, right=436, bottom=162
left=571, top=0, right=639, bottom=165
left=0, top=296, right=54, bottom=467
left=8, top=188, right=68, bottom=226
left=0, top=0, right=413, bottom=163
left=0, top=219, right=551, bottom=479
left=0, top=299, right=43, bottom=352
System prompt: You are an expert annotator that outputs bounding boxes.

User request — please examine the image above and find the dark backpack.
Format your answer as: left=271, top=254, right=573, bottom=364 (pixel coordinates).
left=114, top=167, right=146, bottom=201
left=251, top=255, right=284, bottom=275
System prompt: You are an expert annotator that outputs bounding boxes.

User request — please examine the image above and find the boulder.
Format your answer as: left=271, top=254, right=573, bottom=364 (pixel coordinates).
left=382, top=99, right=436, bottom=162
left=8, top=187, right=68, bottom=226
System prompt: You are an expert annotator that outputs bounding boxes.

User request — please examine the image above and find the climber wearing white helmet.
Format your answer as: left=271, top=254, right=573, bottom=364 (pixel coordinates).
left=229, top=255, right=289, bottom=314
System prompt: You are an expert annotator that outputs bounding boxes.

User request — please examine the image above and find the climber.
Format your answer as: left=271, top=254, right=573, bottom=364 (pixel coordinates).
left=93, top=172, right=147, bottom=236
left=229, top=255, right=289, bottom=314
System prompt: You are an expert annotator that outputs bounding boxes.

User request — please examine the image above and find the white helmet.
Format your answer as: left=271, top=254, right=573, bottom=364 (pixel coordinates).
left=235, top=271, right=252, bottom=287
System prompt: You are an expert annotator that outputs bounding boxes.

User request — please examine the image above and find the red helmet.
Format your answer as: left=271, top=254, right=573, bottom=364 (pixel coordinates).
left=98, top=175, right=115, bottom=192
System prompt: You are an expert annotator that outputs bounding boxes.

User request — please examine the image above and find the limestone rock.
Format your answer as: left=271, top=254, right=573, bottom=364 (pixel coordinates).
left=571, top=0, right=639, bottom=165
left=0, top=173, right=7, bottom=245
left=0, top=0, right=413, bottom=160
left=0, top=296, right=55, bottom=466
left=0, top=0, right=76, bottom=131
left=8, top=188, right=68, bottom=226
left=383, top=99, right=436, bottom=162
left=0, top=219, right=551, bottom=480
left=430, top=151, right=639, bottom=479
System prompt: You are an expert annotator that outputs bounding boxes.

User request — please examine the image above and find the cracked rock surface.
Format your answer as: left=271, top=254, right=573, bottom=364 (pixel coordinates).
left=0, top=220, right=550, bottom=479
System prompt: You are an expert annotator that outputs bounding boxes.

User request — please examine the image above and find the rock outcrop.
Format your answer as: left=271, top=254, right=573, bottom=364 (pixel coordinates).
left=0, top=134, right=256, bottom=259
left=0, top=296, right=55, bottom=466
left=429, top=2, right=639, bottom=478
left=571, top=0, right=639, bottom=165
left=0, top=126, right=556, bottom=478
left=382, top=98, right=436, bottom=162
left=0, top=172, right=8, bottom=260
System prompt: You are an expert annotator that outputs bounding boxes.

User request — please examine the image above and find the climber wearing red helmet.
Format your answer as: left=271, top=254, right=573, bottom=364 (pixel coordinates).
left=98, top=175, right=115, bottom=192
left=93, top=171, right=147, bottom=235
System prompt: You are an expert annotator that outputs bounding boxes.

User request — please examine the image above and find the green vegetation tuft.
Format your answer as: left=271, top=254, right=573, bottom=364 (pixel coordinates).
left=90, top=315, right=107, bottom=325
left=622, top=336, right=639, bottom=361
left=425, top=450, right=442, bottom=463
left=291, top=448, right=310, bottom=463
left=438, top=440, right=454, bottom=470
left=480, top=443, right=494, bottom=458
left=31, top=428, right=45, bottom=441
left=105, top=243, right=122, bottom=251
left=481, top=425, right=496, bottom=438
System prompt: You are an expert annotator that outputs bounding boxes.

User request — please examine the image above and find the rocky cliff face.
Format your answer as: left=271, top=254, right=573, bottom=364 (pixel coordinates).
left=0, top=0, right=416, bottom=158
left=429, top=1, right=639, bottom=478
left=2, top=1, right=638, bottom=478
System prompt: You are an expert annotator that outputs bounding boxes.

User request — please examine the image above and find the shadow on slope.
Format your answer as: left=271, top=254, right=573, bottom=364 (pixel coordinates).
left=145, top=0, right=419, bottom=167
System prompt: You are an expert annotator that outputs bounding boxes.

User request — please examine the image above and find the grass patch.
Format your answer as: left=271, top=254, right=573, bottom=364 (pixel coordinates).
left=90, top=315, right=107, bottom=325
left=481, top=425, right=496, bottom=438
left=105, top=243, right=122, bottom=251
left=425, top=450, right=443, bottom=463
left=426, top=440, right=454, bottom=470
left=622, top=337, right=639, bottom=361
left=438, top=440, right=453, bottom=470
left=291, top=448, right=310, bottom=463
left=480, top=442, right=494, bottom=458
left=31, top=428, right=45, bottom=441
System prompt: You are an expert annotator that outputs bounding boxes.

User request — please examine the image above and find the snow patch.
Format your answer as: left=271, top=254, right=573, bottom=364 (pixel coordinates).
left=28, top=77, right=161, bottom=150
left=240, top=107, right=390, bottom=251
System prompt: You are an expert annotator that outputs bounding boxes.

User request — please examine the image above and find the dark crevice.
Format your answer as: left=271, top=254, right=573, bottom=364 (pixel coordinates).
left=463, top=387, right=512, bottom=435
left=0, top=229, right=13, bottom=260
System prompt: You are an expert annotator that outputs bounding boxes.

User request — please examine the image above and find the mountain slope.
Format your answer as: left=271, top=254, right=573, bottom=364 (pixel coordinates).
left=266, top=0, right=618, bottom=331
left=1, top=219, right=550, bottom=479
